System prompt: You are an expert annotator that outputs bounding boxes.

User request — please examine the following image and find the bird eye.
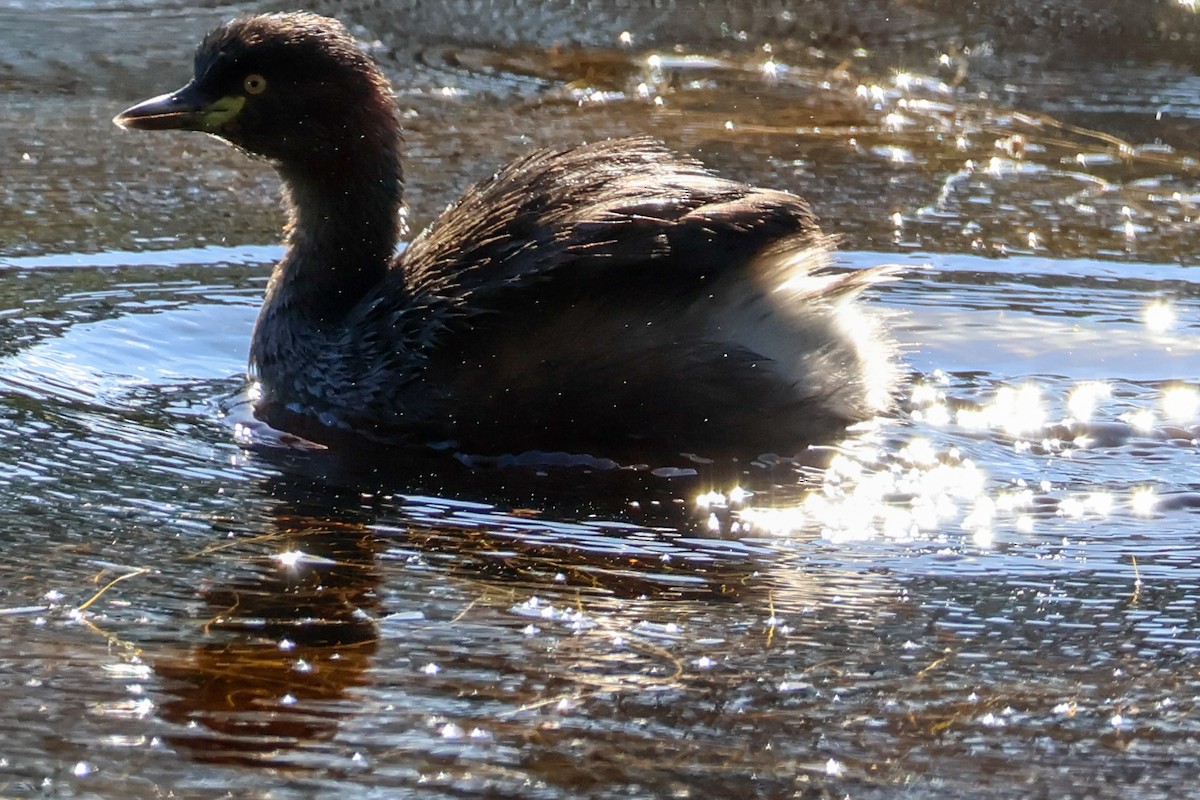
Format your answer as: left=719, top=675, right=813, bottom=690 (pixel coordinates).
left=243, top=74, right=268, bottom=95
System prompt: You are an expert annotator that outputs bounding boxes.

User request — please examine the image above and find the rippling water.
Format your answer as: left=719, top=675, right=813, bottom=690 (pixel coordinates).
left=1, top=2, right=1199, bottom=798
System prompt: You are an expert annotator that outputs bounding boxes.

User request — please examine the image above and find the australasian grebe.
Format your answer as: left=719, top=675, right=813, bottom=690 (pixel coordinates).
left=114, top=12, right=898, bottom=462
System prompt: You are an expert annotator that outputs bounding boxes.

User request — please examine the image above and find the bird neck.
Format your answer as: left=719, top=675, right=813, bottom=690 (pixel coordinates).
left=271, top=145, right=405, bottom=322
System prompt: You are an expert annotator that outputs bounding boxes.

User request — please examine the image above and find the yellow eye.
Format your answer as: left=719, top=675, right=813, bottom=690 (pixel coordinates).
left=243, top=74, right=267, bottom=95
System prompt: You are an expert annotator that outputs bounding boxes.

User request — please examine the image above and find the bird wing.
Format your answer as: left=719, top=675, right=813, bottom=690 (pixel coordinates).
left=398, top=136, right=825, bottom=305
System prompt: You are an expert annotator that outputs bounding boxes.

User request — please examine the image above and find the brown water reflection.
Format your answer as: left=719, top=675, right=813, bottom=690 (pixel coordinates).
left=156, top=506, right=381, bottom=768
left=107, top=480, right=907, bottom=795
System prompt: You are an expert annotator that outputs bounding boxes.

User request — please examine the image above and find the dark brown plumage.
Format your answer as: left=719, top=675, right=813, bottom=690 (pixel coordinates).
left=114, top=12, right=898, bottom=462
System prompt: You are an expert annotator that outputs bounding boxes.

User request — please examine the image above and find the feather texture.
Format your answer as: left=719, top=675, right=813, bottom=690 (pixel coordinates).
left=119, top=13, right=900, bottom=461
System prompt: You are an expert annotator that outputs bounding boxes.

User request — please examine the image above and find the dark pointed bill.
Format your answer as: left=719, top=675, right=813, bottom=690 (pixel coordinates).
left=112, top=79, right=234, bottom=132
left=113, top=88, right=204, bottom=131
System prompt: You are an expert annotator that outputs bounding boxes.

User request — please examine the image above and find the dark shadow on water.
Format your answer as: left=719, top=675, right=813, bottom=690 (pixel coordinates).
left=222, top=386, right=856, bottom=533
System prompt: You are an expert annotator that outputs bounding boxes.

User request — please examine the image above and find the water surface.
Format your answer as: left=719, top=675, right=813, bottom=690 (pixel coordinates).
left=1, top=2, right=1199, bottom=797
